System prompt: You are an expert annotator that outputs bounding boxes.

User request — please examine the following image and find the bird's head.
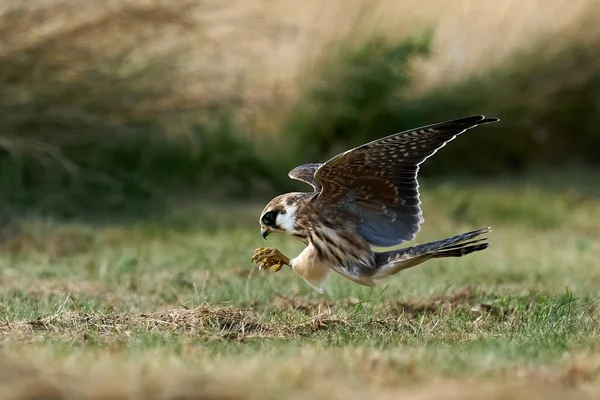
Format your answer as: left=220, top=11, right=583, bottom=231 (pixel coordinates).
left=259, top=193, right=305, bottom=239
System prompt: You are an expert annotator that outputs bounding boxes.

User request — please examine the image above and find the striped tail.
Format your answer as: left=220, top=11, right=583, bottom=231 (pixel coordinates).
left=372, top=227, right=492, bottom=280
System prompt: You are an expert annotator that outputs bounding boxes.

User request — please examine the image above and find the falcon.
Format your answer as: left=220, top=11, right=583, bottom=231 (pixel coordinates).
left=251, top=115, right=498, bottom=293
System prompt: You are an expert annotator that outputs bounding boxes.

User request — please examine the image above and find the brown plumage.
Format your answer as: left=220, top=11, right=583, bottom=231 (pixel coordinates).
left=252, top=116, right=498, bottom=293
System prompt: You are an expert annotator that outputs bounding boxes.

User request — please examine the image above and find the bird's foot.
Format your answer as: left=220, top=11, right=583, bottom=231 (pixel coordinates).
left=251, top=247, right=290, bottom=272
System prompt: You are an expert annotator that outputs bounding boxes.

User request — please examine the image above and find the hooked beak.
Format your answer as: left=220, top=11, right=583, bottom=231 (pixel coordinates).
left=261, top=226, right=271, bottom=240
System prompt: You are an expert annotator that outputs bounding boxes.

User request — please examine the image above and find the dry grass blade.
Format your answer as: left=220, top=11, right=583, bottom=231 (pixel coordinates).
left=0, top=305, right=287, bottom=342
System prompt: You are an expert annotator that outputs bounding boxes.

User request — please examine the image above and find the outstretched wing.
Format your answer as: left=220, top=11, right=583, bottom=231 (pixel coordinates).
left=288, top=163, right=323, bottom=192
left=313, top=115, right=499, bottom=247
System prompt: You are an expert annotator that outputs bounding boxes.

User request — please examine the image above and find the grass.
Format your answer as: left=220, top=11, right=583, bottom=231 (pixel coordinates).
left=0, top=173, right=599, bottom=398
left=1, top=2, right=600, bottom=397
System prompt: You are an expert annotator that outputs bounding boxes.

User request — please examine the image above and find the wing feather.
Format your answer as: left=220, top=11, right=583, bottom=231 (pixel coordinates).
left=312, top=115, right=499, bottom=247
left=288, top=163, right=323, bottom=192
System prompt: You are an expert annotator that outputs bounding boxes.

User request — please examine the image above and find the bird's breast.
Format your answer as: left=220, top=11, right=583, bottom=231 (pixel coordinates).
left=289, top=244, right=331, bottom=293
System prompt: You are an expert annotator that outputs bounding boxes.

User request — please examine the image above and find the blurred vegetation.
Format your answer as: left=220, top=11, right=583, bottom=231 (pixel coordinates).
left=286, top=28, right=600, bottom=177
left=0, top=2, right=599, bottom=219
left=0, top=3, right=284, bottom=218
left=394, top=36, right=600, bottom=176
left=285, top=32, right=432, bottom=163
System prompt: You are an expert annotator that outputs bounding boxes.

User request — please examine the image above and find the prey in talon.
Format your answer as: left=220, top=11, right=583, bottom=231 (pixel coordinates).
left=252, top=247, right=290, bottom=272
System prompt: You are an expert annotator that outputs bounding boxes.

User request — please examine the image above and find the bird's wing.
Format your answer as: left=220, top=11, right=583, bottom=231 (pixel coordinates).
left=313, top=115, right=499, bottom=247
left=288, top=163, right=323, bottom=192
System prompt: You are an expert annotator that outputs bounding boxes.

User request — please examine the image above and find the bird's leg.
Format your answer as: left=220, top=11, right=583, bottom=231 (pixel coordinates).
left=251, top=247, right=290, bottom=272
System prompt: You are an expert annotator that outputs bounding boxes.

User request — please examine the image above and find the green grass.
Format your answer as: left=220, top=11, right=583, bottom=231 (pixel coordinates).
left=0, top=174, right=599, bottom=398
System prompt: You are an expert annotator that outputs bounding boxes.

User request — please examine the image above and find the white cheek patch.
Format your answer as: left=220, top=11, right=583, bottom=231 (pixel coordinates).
left=276, top=204, right=298, bottom=233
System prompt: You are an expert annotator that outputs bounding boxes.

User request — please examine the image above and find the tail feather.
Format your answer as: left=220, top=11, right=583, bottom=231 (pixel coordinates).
left=372, top=227, right=491, bottom=279
left=433, top=237, right=490, bottom=258
left=432, top=242, right=490, bottom=258
left=438, top=237, right=488, bottom=249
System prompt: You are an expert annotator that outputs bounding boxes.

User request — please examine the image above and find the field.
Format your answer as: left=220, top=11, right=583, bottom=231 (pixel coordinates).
left=1, top=0, right=600, bottom=398
left=1, top=172, right=599, bottom=399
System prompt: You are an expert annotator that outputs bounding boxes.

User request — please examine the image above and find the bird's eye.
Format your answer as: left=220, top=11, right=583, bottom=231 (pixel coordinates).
left=261, top=211, right=278, bottom=226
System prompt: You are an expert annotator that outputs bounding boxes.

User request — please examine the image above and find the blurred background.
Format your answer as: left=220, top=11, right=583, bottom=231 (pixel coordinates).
left=1, top=0, right=599, bottom=220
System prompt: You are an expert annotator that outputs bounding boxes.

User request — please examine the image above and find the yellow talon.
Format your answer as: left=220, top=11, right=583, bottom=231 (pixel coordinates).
left=251, top=247, right=290, bottom=273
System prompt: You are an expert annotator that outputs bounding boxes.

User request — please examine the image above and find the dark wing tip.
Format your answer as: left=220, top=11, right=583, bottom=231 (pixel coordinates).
left=479, top=116, right=500, bottom=124
left=400, top=115, right=498, bottom=139
left=444, top=115, right=499, bottom=129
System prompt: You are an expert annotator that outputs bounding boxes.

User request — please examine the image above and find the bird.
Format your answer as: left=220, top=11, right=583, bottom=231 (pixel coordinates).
left=251, top=115, right=498, bottom=293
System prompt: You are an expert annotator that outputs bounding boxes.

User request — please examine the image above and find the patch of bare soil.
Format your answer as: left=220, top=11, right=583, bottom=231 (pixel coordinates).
left=271, top=295, right=336, bottom=313
left=264, top=288, right=510, bottom=323
left=384, top=287, right=510, bottom=318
